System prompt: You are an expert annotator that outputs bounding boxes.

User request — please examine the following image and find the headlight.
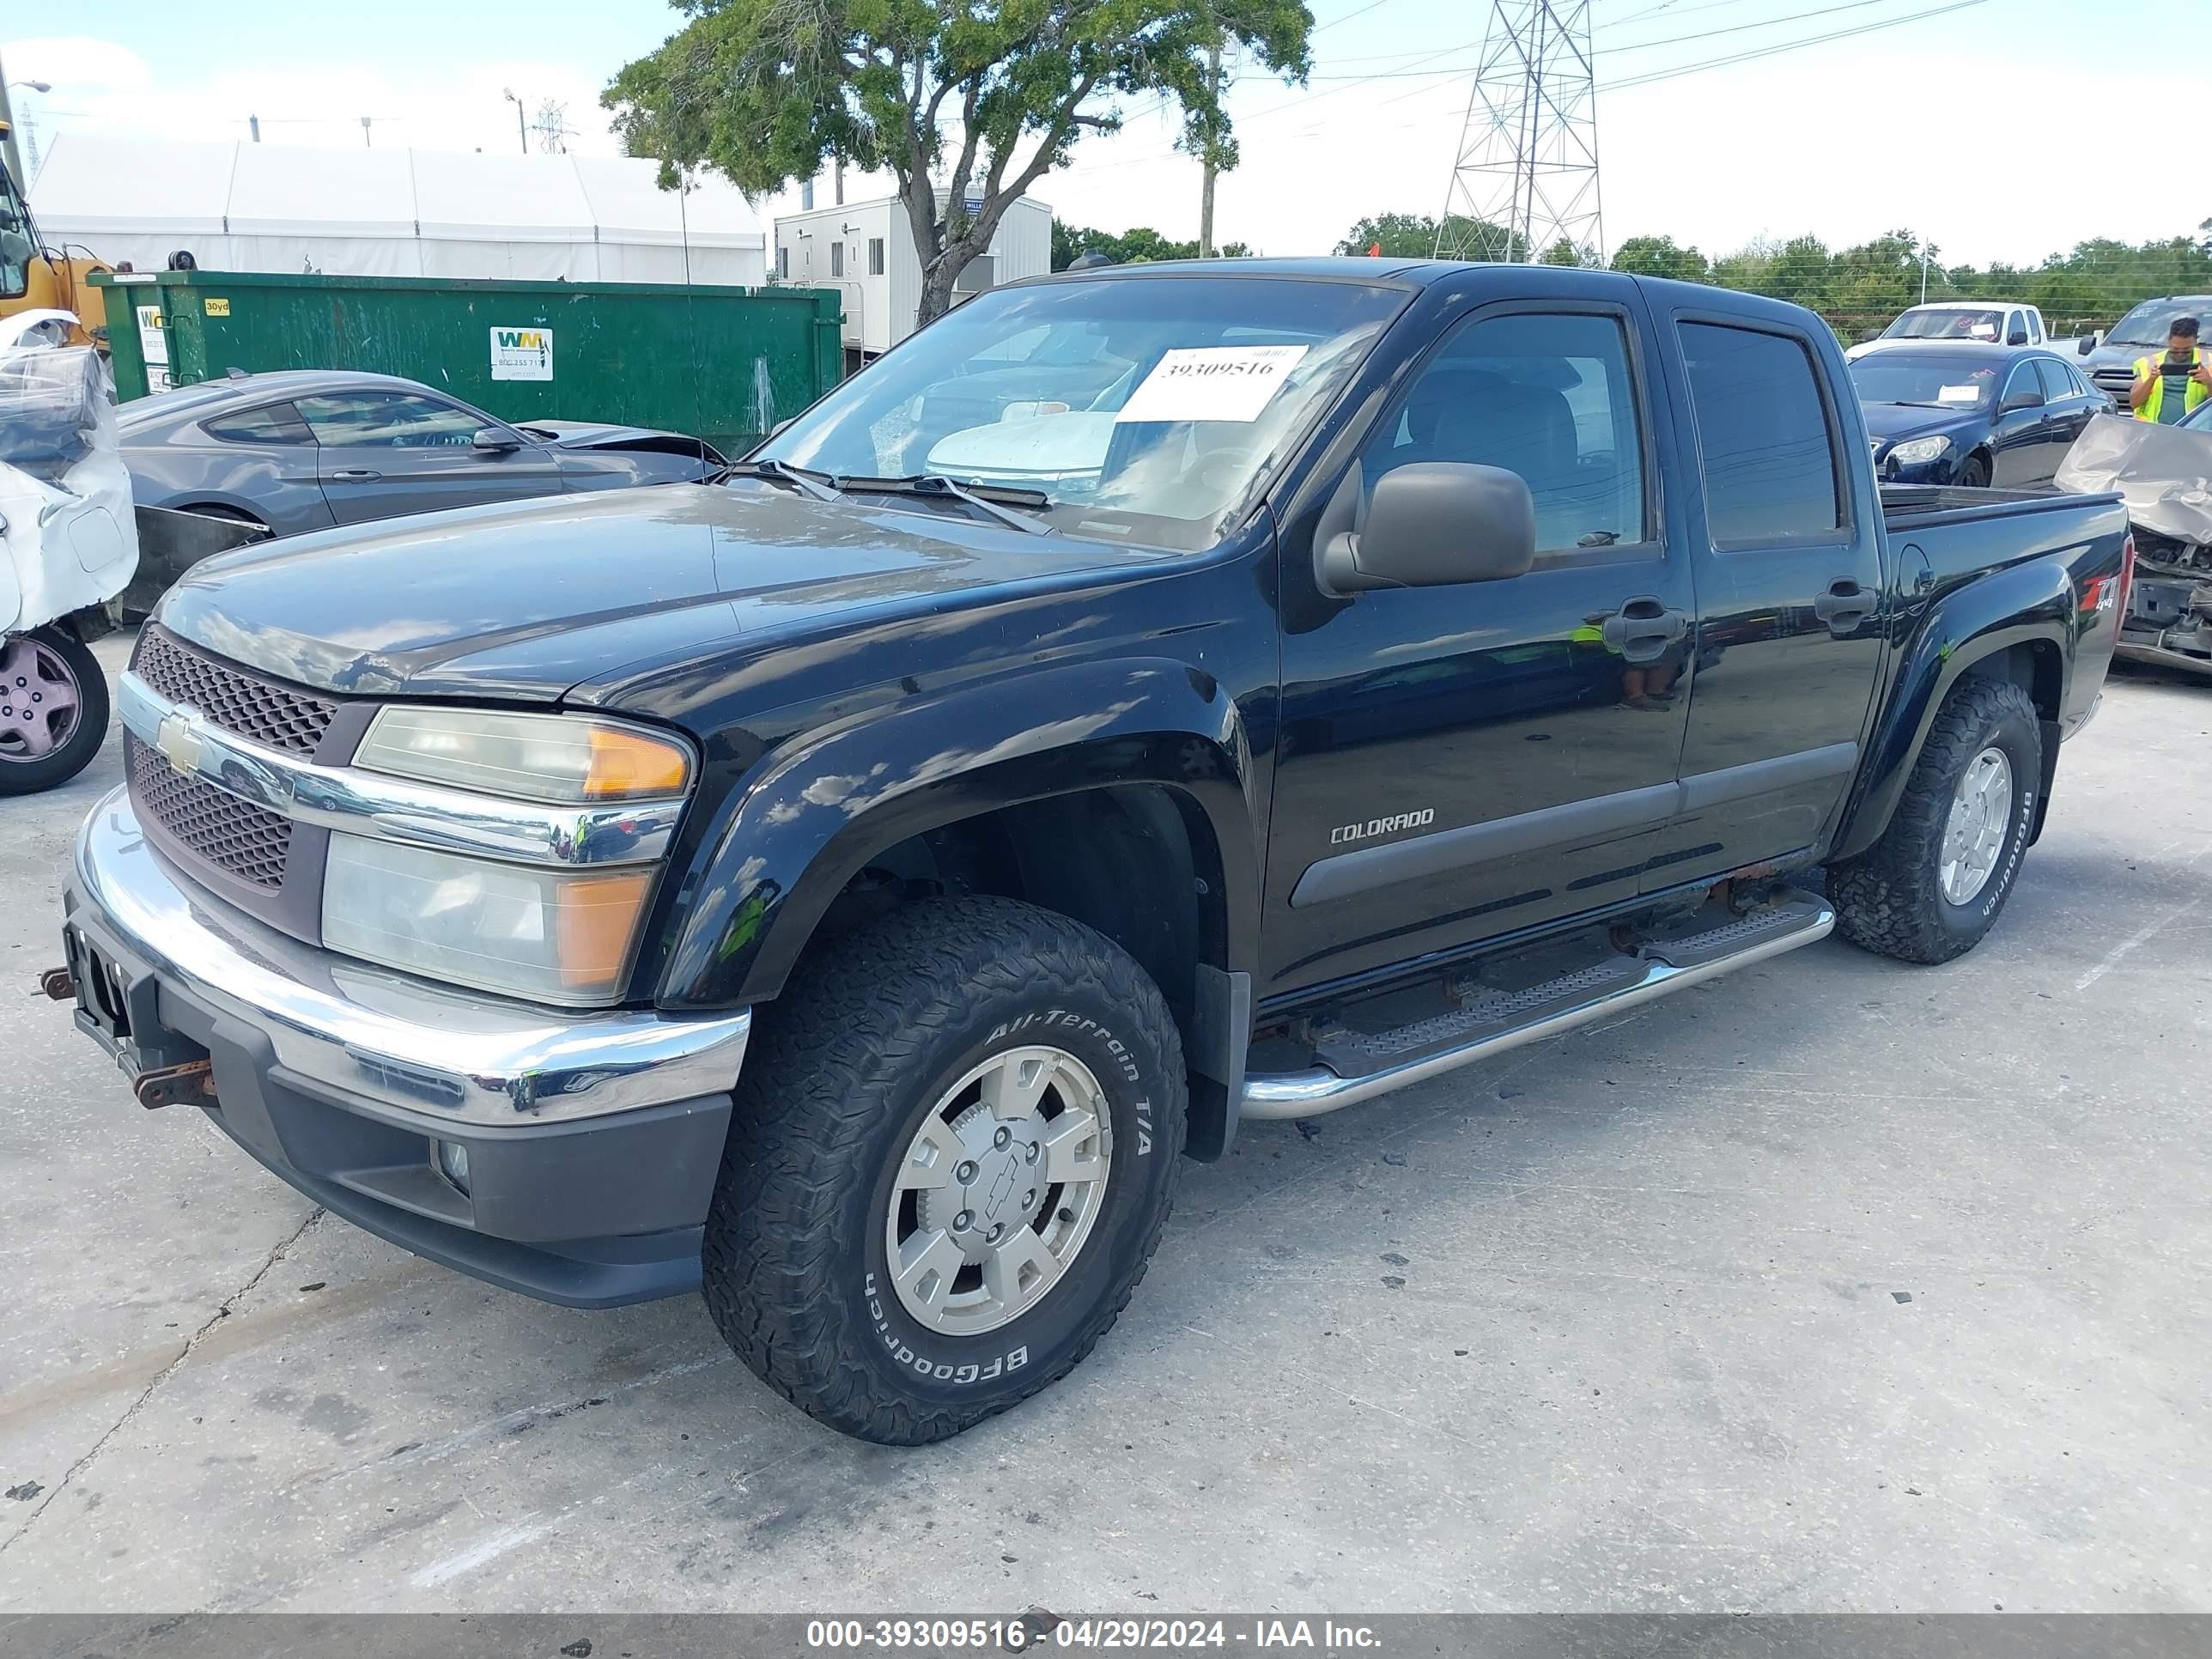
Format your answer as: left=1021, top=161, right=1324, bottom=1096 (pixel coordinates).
left=323, top=834, right=657, bottom=1005
left=356, top=708, right=691, bottom=803
left=1888, top=434, right=1954, bottom=465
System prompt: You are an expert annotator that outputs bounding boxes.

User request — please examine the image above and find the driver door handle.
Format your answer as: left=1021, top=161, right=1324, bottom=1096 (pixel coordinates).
left=1600, top=596, right=1689, bottom=663
left=1813, top=577, right=1875, bottom=635
left=328, top=468, right=382, bottom=483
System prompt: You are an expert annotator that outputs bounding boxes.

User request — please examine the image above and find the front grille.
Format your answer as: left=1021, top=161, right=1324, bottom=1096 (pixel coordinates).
left=131, top=626, right=337, bottom=757
left=128, top=737, right=292, bottom=890
left=2092, top=366, right=2135, bottom=403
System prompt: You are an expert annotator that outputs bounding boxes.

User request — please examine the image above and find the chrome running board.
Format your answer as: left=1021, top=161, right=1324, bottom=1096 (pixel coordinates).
left=1241, top=896, right=1835, bottom=1121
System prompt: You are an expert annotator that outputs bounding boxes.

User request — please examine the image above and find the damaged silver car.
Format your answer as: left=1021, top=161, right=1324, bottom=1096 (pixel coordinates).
left=2056, top=410, right=2212, bottom=678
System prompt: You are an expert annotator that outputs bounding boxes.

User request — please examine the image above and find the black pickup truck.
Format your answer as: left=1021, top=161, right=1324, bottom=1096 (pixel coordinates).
left=55, top=260, right=2130, bottom=1445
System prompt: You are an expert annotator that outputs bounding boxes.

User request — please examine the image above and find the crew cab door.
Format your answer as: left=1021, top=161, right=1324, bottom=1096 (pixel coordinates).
left=1264, top=288, right=1696, bottom=1000
left=295, top=390, right=565, bottom=525
left=1638, top=309, right=1885, bottom=883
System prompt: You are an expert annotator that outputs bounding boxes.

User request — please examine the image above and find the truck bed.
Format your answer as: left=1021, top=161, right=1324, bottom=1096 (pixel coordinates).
left=1879, top=482, right=2111, bottom=532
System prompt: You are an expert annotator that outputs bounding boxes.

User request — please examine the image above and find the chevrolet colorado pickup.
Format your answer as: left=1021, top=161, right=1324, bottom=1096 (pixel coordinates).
left=53, top=261, right=2132, bottom=1445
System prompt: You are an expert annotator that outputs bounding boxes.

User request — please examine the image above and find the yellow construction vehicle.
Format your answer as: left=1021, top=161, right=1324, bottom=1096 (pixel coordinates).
left=0, top=119, right=110, bottom=344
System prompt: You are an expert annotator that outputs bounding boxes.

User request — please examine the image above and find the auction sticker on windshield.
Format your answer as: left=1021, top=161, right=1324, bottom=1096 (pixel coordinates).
left=1115, top=345, right=1310, bottom=423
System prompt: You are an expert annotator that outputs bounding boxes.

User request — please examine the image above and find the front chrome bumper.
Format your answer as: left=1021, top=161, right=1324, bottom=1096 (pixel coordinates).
left=68, top=787, right=750, bottom=1127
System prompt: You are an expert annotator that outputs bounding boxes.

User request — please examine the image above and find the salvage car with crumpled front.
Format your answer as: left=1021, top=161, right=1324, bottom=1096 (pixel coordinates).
left=2057, top=407, right=2212, bottom=678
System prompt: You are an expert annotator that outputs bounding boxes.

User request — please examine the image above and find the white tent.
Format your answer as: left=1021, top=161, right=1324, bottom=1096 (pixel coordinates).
left=28, top=135, right=767, bottom=286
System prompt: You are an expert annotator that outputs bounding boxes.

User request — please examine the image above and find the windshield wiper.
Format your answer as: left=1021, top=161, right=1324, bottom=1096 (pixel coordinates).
left=720, top=457, right=844, bottom=501
left=833, top=473, right=1054, bottom=537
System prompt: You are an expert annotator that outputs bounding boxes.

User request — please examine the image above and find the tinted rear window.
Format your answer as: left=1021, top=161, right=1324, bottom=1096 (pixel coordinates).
left=1680, top=322, right=1843, bottom=544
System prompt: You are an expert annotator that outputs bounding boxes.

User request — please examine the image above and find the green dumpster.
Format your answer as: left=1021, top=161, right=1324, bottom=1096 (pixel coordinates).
left=88, top=270, right=844, bottom=453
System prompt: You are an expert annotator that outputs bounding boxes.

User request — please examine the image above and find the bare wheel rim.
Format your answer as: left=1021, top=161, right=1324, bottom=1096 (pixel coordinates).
left=1940, top=744, right=2013, bottom=905
left=884, top=1044, right=1115, bottom=1337
left=0, top=635, right=84, bottom=763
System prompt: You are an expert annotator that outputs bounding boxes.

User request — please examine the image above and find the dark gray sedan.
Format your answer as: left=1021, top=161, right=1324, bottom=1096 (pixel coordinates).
left=118, top=369, right=723, bottom=539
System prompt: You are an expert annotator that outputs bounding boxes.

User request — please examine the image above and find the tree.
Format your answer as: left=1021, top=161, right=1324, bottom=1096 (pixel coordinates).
left=1052, top=220, right=1249, bottom=269
left=1334, top=211, right=1512, bottom=258
left=1610, top=234, right=1709, bottom=284
left=606, top=0, right=1314, bottom=325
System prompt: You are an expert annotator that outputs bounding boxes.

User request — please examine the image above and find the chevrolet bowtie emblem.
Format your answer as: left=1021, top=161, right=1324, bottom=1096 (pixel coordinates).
left=155, top=709, right=205, bottom=775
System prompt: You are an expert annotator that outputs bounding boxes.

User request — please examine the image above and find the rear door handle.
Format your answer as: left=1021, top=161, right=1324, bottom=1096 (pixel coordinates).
left=1813, top=577, right=1875, bottom=635
left=1601, top=597, right=1689, bottom=663
left=328, top=468, right=382, bottom=483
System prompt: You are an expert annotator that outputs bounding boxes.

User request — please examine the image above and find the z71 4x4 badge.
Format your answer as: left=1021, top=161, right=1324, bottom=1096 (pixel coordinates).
left=1330, top=808, right=1436, bottom=847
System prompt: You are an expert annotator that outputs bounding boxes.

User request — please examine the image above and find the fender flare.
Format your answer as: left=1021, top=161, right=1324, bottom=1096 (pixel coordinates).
left=655, top=657, right=1262, bottom=1011
left=1832, top=553, right=2074, bottom=863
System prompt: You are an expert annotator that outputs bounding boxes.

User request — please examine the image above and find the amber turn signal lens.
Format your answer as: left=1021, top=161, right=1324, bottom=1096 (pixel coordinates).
left=555, top=869, right=658, bottom=990
left=583, top=727, right=692, bottom=799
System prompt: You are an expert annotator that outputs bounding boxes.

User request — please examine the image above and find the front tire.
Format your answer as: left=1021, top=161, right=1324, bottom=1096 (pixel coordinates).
left=702, top=896, right=1186, bottom=1444
left=0, top=627, right=109, bottom=796
left=1831, top=677, right=2042, bottom=963
left=1958, top=454, right=1991, bottom=489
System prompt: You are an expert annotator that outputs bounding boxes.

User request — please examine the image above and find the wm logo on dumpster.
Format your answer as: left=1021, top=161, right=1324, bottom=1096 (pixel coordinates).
left=489, top=325, right=555, bottom=381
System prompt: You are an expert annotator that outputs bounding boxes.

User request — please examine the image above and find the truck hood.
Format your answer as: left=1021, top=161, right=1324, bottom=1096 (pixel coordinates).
left=2077, top=339, right=2161, bottom=377
left=155, top=483, right=1148, bottom=701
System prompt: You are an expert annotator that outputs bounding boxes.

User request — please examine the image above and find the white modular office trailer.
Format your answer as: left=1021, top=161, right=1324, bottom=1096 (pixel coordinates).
left=775, top=192, right=1052, bottom=361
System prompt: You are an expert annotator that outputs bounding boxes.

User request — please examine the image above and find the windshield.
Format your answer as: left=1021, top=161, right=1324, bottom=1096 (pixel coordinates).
left=0, top=158, right=32, bottom=300
left=2106, top=298, right=2212, bottom=348
left=1881, top=307, right=2007, bottom=343
left=755, top=276, right=1408, bottom=550
left=1850, top=356, right=2000, bottom=409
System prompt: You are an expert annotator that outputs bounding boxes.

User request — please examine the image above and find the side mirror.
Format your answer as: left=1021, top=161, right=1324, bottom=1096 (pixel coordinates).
left=2007, top=331, right=2028, bottom=346
left=472, top=426, right=522, bottom=453
left=1320, top=462, right=1536, bottom=593
left=1857, top=328, right=1881, bottom=344
left=1998, top=389, right=2045, bottom=415
left=2076, top=333, right=2098, bottom=355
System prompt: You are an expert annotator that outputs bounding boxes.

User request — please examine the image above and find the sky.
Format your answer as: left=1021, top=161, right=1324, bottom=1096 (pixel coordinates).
left=5, top=0, right=2201, bottom=271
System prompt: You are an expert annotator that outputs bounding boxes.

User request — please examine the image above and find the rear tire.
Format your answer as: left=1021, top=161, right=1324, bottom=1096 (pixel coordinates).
left=702, top=896, right=1186, bottom=1444
left=0, top=627, right=109, bottom=796
left=1830, top=677, right=2041, bottom=964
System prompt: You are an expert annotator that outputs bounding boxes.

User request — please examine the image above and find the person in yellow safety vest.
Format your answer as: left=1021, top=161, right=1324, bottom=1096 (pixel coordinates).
left=2130, top=315, right=2212, bottom=423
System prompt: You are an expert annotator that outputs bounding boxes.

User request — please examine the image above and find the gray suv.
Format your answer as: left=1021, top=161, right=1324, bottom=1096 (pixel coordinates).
left=2073, top=295, right=2212, bottom=407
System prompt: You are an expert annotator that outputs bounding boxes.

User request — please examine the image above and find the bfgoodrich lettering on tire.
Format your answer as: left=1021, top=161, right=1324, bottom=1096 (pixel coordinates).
left=702, top=896, right=1186, bottom=1444
left=1831, top=676, right=2043, bottom=964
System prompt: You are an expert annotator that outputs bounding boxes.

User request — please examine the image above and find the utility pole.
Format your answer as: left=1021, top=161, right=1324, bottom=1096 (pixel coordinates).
left=1920, top=238, right=1930, bottom=305
left=1198, top=38, right=1222, bottom=258
left=249, top=114, right=261, bottom=143
left=835, top=158, right=844, bottom=206
left=1437, top=0, right=1603, bottom=264
left=361, top=115, right=372, bottom=148
left=503, top=88, right=527, bottom=155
